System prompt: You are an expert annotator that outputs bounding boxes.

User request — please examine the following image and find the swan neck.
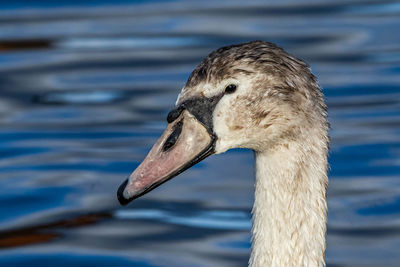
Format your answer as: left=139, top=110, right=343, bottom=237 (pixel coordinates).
left=250, top=143, right=328, bottom=267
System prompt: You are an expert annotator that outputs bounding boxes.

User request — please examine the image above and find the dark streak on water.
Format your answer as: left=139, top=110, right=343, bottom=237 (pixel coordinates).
left=0, top=0, right=399, bottom=266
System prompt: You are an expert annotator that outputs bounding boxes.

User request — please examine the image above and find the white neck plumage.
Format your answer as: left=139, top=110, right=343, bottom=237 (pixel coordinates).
left=249, top=137, right=328, bottom=267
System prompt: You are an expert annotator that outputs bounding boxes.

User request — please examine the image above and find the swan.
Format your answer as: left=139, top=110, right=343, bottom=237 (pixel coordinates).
left=117, top=41, right=329, bottom=267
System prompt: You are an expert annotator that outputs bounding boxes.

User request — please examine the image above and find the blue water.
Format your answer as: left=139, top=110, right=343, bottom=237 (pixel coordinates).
left=0, top=1, right=399, bottom=266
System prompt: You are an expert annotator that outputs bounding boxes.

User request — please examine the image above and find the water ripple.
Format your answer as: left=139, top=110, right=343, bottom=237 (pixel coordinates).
left=0, top=0, right=399, bottom=266
left=115, top=209, right=251, bottom=230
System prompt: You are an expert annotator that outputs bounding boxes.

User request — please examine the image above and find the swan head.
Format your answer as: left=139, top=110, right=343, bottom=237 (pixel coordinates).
left=118, top=41, right=327, bottom=205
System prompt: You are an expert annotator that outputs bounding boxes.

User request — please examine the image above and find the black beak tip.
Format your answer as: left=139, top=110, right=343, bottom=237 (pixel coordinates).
left=117, top=178, right=131, bottom=206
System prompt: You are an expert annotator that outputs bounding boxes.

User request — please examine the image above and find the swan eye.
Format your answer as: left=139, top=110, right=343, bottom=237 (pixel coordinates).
left=224, top=84, right=237, bottom=94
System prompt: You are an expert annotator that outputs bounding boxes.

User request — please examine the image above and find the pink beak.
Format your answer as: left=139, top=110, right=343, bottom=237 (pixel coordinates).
left=117, top=110, right=215, bottom=205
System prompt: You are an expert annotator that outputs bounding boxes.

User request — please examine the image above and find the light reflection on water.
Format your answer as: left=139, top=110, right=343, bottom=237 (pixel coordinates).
left=115, top=209, right=252, bottom=230
left=0, top=1, right=399, bottom=266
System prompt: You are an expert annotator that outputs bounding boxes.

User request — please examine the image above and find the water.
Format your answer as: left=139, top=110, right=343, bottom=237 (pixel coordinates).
left=0, top=1, right=399, bottom=266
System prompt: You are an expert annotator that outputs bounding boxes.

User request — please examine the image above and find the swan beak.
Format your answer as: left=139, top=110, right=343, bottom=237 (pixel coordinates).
left=117, top=110, right=215, bottom=205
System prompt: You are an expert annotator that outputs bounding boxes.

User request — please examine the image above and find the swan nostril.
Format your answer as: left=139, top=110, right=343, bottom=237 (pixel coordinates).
left=163, top=140, right=175, bottom=151
left=163, top=119, right=183, bottom=152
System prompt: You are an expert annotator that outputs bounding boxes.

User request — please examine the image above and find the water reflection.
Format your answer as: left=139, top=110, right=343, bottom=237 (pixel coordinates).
left=0, top=0, right=399, bottom=266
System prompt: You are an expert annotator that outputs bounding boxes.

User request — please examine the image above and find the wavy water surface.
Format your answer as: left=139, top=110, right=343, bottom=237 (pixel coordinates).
left=0, top=0, right=399, bottom=266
